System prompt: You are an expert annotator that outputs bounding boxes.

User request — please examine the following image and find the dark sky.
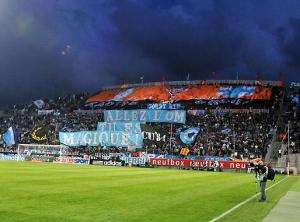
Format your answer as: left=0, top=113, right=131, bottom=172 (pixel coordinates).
left=0, top=0, right=300, bottom=106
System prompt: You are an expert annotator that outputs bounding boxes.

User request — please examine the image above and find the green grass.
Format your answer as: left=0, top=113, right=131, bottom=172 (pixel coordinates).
left=0, top=161, right=298, bottom=222
left=290, top=176, right=300, bottom=191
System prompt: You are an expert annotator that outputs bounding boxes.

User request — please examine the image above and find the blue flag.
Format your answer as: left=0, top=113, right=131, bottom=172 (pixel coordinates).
left=3, top=127, right=16, bottom=146
left=179, top=127, right=200, bottom=145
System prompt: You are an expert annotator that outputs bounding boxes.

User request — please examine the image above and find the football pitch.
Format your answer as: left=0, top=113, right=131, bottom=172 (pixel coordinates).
left=0, top=162, right=299, bottom=222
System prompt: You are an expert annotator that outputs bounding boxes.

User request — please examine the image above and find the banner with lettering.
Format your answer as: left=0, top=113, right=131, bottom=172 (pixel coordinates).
left=59, top=131, right=143, bottom=148
left=150, top=158, right=248, bottom=169
left=147, top=103, right=183, bottom=110
left=141, top=124, right=169, bottom=146
left=121, top=157, right=147, bottom=166
left=97, top=122, right=141, bottom=133
left=104, top=109, right=186, bottom=124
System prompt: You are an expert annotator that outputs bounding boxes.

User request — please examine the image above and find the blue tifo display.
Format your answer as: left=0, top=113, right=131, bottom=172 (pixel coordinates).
left=59, top=131, right=143, bottom=148
left=59, top=110, right=187, bottom=148
left=104, top=109, right=186, bottom=124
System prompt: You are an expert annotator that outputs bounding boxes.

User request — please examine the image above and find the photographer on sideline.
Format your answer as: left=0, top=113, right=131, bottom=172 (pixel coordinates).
left=250, top=159, right=269, bottom=202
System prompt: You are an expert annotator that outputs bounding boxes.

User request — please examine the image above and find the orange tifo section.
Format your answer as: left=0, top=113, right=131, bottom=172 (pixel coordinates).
left=87, top=85, right=273, bottom=103
left=86, top=89, right=120, bottom=103
left=173, top=85, right=221, bottom=101
left=124, top=85, right=170, bottom=101
left=246, top=87, right=272, bottom=100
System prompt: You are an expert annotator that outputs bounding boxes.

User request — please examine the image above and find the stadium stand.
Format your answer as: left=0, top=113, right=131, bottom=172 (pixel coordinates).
left=0, top=80, right=298, bottom=169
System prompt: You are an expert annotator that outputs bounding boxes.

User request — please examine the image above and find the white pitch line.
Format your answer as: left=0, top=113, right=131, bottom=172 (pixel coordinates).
left=208, top=176, right=289, bottom=222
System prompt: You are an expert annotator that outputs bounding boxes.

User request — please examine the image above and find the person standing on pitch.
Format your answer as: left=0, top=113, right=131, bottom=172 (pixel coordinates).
left=250, top=159, right=268, bottom=202
left=255, top=163, right=268, bottom=202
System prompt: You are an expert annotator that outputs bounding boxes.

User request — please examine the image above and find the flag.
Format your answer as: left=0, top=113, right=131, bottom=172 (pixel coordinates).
left=180, top=148, right=190, bottom=156
left=3, top=127, right=16, bottom=146
left=33, top=99, right=45, bottom=109
left=179, top=127, right=200, bottom=145
left=31, top=126, right=49, bottom=143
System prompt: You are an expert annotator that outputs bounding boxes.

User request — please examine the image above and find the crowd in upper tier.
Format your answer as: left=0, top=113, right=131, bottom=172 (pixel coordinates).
left=0, top=84, right=299, bottom=161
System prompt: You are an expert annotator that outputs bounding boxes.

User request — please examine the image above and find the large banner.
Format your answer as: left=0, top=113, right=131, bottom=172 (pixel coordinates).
left=97, top=122, right=141, bottom=133
left=141, top=124, right=169, bottom=146
left=87, top=85, right=272, bottom=104
left=173, top=85, right=272, bottom=100
left=150, top=158, right=248, bottom=169
left=104, top=109, right=186, bottom=124
left=59, top=131, right=143, bottom=148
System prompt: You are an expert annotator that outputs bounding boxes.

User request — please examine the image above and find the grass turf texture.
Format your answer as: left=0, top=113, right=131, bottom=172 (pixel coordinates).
left=0, top=162, right=298, bottom=222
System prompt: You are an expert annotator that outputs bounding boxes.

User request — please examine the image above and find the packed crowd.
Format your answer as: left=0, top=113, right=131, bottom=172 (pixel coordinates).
left=0, top=93, right=100, bottom=145
left=0, top=84, right=298, bottom=161
left=140, top=110, right=277, bottom=160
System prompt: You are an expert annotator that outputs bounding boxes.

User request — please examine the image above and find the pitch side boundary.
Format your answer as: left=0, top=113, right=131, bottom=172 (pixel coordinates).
left=208, top=176, right=289, bottom=222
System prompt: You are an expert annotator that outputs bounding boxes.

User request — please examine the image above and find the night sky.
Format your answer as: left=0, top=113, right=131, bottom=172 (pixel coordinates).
left=0, top=0, right=300, bottom=106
